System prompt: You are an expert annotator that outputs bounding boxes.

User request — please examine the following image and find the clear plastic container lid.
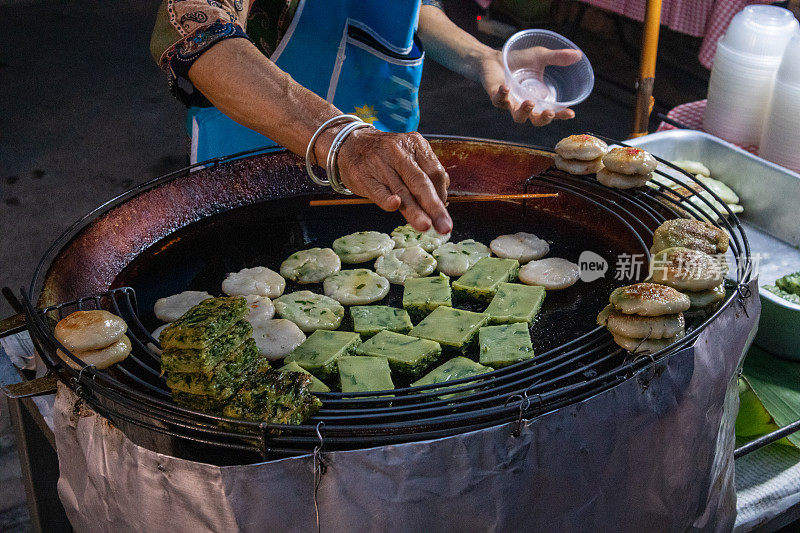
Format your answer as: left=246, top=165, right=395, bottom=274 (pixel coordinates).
left=501, top=29, right=594, bottom=112
left=777, top=29, right=800, bottom=86
left=719, top=5, right=798, bottom=57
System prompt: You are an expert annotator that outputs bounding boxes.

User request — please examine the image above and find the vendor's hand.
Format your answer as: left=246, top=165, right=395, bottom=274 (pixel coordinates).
left=479, top=48, right=582, bottom=126
left=334, top=129, right=452, bottom=234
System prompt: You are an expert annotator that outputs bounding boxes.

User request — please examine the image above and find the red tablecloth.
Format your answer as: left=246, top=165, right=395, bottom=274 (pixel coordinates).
left=656, top=99, right=760, bottom=154
left=577, top=0, right=774, bottom=68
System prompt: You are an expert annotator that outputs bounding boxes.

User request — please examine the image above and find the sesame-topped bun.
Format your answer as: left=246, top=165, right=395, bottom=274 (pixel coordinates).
left=597, top=304, right=685, bottom=339
left=554, top=134, right=609, bottom=161
left=596, top=168, right=651, bottom=189
left=609, top=282, right=691, bottom=316
left=649, top=247, right=725, bottom=292
left=651, top=218, right=729, bottom=255
left=553, top=154, right=603, bottom=175
left=602, top=146, right=658, bottom=175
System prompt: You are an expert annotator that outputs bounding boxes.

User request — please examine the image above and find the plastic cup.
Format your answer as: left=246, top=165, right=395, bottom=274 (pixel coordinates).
left=502, top=29, right=594, bottom=112
left=702, top=7, right=797, bottom=147
left=776, top=30, right=800, bottom=85
left=714, top=45, right=783, bottom=73
left=760, top=79, right=800, bottom=172
left=719, top=5, right=798, bottom=57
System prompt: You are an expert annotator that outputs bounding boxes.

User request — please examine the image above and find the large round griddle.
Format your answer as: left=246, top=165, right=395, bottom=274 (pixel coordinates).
left=24, top=137, right=752, bottom=463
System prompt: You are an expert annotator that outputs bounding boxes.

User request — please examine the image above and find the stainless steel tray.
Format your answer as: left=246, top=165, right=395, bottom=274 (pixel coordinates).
left=628, top=130, right=800, bottom=359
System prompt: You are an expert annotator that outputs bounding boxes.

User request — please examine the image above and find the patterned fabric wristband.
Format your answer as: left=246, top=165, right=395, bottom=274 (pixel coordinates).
left=163, top=20, right=250, bottom=80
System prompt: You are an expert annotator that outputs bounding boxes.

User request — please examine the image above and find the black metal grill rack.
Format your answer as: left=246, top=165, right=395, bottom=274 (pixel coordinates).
left=22, top=138, right=755, bottom=461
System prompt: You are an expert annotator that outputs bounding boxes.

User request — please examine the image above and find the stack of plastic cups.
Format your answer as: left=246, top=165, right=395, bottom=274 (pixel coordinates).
left=703, top=6, right=798, bottom=146
left=760, top=30, right=800, bottom=173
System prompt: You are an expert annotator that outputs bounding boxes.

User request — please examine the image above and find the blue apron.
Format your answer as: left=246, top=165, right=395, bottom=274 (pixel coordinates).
left=189, top=0, right=424, bottom=164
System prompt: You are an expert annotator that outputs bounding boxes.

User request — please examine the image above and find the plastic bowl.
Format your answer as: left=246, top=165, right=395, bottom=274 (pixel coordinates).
left=502, top=29, right=594, bottom=112
left=720, top=5, right=798, bottom=57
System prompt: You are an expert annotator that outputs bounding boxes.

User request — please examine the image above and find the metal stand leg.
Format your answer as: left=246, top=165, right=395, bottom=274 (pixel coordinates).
left=7, top=397, right=71, bottom=533
left=631, top=0, right=663, bottom=138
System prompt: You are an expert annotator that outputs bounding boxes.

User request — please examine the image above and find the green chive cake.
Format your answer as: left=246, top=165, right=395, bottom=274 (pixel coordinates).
left=284, top=330, right=361, bottom=380
left=160, top=320, right=252, bottom=376
left=338, top=356, right=395, bottom=393
left=484, top=283, right=546, bottom=324
left=166, top=338, right=259, bottom=401
left=159, top=296, right=248, bottom=349
left=222, top=364, right=322, bottom=425
left=478, top=322, right=535, bottom=368
left=411, top=356, right=492, bottom=396
left=356, top=330, right=441, bottom=379
left=409, top=306, right=488, bottom=354
left=171, top=391, right=228, bottom=413
left=279, top=361, right=331, bottom=393
left=452, top=257, right=520, bottom=302
left=350, top=305, right=413, bottom=337
left=402, top=273, right=452, bottom=319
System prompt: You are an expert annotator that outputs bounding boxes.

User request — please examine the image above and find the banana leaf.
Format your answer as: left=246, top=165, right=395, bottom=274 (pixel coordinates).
left=736, top=346, right=800, bottom=447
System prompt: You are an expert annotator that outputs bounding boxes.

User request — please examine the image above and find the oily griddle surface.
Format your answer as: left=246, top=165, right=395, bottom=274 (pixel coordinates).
left=114, top=196, right=633, bottom=355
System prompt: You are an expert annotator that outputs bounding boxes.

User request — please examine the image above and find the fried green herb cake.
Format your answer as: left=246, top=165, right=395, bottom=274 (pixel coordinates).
left=478, top=322, right=534, bottom=368
left=160, top=320, right=252, bottom=376
left=452, top=257, right=520, bottom=302
left=159, top=296, right=248, bottom=349
left=409, top=306, right=488, bottom=354
left=356, top=330, right=441, bottom=379
left=165, top=338, right=259, bottom=400
left=338, top=356, right=395, bottom=393
left=402, top=273, right=452, bottom=320
left=284, top=330, right=362, bottom=380
left=484, top=283, right=546, bottom=324
left=223, top=366, right=322, bottom=425
left=350, top=305, right=413, bottom=337
left=171, top=391, right=228, bottom=413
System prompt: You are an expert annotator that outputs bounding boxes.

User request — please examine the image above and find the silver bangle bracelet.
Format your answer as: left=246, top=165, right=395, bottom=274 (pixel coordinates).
left=326, top=121, right=372, bottom=195
left=326, top=121, right=365, bottom=194
left=305, top=114, right=363, bottom=186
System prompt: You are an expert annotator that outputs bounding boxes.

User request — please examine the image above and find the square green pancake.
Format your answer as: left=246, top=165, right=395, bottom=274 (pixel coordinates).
left=484, top=283, right=546, bottom=324
left=160, top=320, right=252, bottom=376
left=411, top=356, right=492, bottom=393
left=338, top=356, right=395, bottom=393
left=452, top=257, right=520, bottom=302
left=350, top=305, right=413, bottom=337
left=478, top=322, right=535, bottom=368
left=285, top=330, right=362, bottom=380
left=159, top=296, right=248, bottom=349
left=356, top=330, right=441, bottom=379
left=279, top=361, right=331, bottom=393
left=402, top=273, right=452, bottom=319
left=409, top=306, right=488, bottom=353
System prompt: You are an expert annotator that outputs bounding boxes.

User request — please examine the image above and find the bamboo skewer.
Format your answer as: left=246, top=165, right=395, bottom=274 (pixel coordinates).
left=309, top=193, right=558, bottom=207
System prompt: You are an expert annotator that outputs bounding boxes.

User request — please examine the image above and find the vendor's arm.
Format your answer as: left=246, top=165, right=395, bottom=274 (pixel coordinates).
left=418, top=4, right=580, bottom=126
left=150, top=2, right=451, bottom=234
